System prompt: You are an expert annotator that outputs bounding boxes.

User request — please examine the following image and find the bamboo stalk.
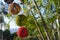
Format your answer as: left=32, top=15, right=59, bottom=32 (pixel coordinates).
left=22, top=35, right=43, bottom=40
left=33, top=0, right=50, bottom=40
left=56, top=0, right=60, bottom=39
left=56, top=17, right=60, bottom=40
left=30, top=10, right=44, bottom=40
left=21, top=38, right=25, bottom=40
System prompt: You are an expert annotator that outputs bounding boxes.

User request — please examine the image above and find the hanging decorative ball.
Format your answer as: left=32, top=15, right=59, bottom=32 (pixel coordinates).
left=15, top=14, right=27, bottom=26
left=8, top=3, right=21, bottom=15
left=17, top=27, right=28, bottom=38
left=4, top=0, right=14, bottom=4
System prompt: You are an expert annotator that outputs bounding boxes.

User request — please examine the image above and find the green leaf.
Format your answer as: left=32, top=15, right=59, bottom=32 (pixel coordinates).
left=38, top=0, right=42, bottom=5
left=57, top=8, right=60, bottom=14
left=47, top=15, right=57, bottom=23
left=20, top=0, right=28, bottom=4
left=7, top=24, right=10, bottom=28
left=6, top=14, right=11, bottom=19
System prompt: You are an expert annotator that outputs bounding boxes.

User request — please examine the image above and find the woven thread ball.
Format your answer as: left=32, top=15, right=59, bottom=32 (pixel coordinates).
left=17, top=27, right=28, bottom=38
left=16, top=15, right=27, bottom=26
left=4, top=0, right=14, bottom=4
left=8, top=3, right=21, bottom=15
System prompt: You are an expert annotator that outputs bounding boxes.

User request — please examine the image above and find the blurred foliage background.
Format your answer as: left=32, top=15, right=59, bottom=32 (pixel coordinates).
left=0, top=0, right=60, bottom=40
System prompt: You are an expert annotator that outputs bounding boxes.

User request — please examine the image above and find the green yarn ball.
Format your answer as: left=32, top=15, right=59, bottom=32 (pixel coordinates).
left=16, top=14, right=27, bottom=26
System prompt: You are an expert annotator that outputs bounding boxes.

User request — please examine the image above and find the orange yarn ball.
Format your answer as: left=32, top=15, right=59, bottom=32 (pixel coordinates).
left=8, top=3, right=21, bottom=15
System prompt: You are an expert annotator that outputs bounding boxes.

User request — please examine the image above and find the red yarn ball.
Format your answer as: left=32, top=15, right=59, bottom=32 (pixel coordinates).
left=17, top=27, right=28, bottom=38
